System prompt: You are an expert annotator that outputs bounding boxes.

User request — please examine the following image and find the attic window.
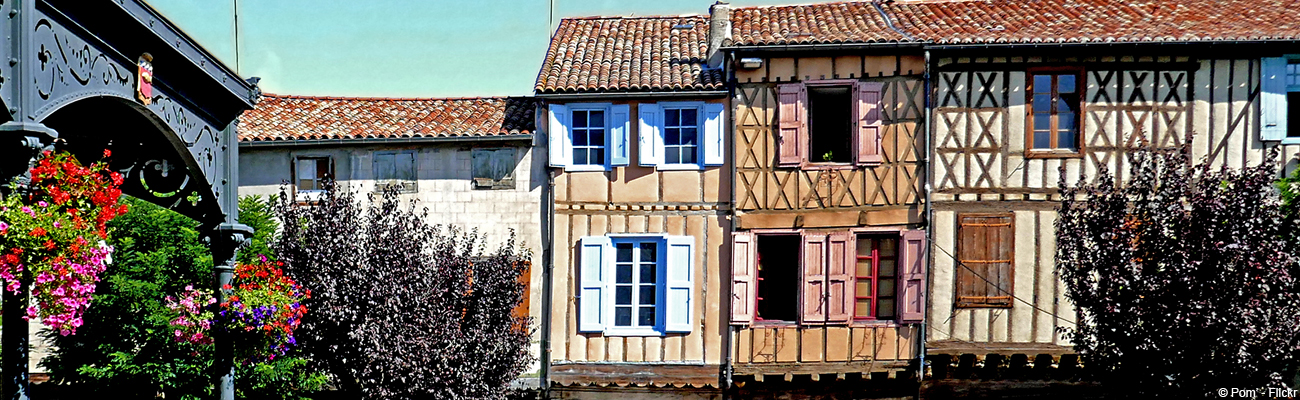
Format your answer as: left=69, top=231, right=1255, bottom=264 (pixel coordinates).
left=672, top=23, right=695, bottom=30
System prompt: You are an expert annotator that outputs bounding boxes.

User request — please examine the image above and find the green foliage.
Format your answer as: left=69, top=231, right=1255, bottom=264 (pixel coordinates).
left=41, top=196, right=324, bottom=399
left=238, top=195, right=279, bottom=264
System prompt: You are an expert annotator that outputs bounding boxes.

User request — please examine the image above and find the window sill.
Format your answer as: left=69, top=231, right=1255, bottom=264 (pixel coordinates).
left=601, top=328, right=664, bottom=337
left=798, top=162, right=874, bottom=171
left=1024, top=149, right=1082, bottom=159
left=563, top=164, right=610, bottom=172
left=1280, top=137, right=1300, bottom=146
left=655, top=163, right=704, bottom=171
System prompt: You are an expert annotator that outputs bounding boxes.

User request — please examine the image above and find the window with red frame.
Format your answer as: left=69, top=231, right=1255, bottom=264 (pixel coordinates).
left=854, top=236, right=898, bottom=320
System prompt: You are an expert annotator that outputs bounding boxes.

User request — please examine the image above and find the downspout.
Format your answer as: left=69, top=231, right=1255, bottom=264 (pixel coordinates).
left=722, top=49, right=736, bottom=399
left=920, top=48, right=934, bottom=398
left=539, top=114, right=556, bottom=398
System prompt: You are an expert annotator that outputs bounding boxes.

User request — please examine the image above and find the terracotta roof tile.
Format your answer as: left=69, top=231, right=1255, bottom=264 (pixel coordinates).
left=730, top=1, right=913, bottom=45
left=238, top=95, right=536, bottom=143
left=886, top=0, right=1300, bottom=45
left=726, top=0, right=1300, bottom=47
left=534, top=15, right=724, bottom=94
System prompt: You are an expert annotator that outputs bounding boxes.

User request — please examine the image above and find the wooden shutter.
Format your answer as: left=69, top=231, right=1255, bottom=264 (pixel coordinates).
left=1262, top=57, right=1289, bottom=141
left=548, top=104, right=571, bottom=167
left=703, top=102, right=726, bottom=166
left=610, top=104, right=631, bottom=166
left=899, top=230, right=928, bottom=323
left=578, top=236, right=612, bottom=332
left=665, top=236, right=695, bottom=333
left=731, top=232, right=757, bottom=324
left=853, top=81, right=884, bottom=165
left=826, top=232, right=855, bottom=323
left=956, top=214, right=1013, bottom=308
left=638, top=103, right=663, bottom=166
left=800, top=233, right=827, bottom=324
left=777, top=83, right=806, bottom=167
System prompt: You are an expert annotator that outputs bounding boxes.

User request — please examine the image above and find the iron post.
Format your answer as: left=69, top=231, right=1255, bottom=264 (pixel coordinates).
left=208, top=223, right=252, bottom=400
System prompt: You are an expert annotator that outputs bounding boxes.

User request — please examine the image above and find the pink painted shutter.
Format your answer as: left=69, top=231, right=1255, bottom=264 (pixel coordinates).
left=899, top=230, right=928, bottom=323
left=777, top=83, right=806, bottom=167
left=826, top=232, right=855, bottom=323
left=800, top=233, right=827, bottom=324
left=853, top=81, right=884, bottom=165
left=731, top=232, right=757, bottom=324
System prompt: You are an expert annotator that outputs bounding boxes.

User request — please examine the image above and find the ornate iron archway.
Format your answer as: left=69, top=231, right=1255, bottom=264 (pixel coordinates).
left=0, top=1, right=257, bottom=399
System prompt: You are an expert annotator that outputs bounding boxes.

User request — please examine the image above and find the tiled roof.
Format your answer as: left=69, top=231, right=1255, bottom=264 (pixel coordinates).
left=726, top=0, right=1300, bottom=47
left=885, top=0, right=1300, bottom=45
left=534, top=15, right=725, bottom=94
left=729, top=1, right=913, bottom=46
left=238, top=95, right=536, bottom=143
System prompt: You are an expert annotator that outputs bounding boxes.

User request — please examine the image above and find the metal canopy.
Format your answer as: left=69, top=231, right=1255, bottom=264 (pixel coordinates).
left=9, top=0, right=257, bottom=225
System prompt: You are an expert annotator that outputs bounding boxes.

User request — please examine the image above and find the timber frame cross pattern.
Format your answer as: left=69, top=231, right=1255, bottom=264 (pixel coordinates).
left=0, top=1, right=256, bottom=400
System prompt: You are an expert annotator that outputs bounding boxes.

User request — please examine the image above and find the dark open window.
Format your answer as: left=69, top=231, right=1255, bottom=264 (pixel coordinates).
left=1028, top=69, right=1082, bottom=153
left=1288, top=61, right=1300, bottom=138
left=808, top=86, right=852, bottom=163
left=855, top=235, right=898, bottom=320
left=755, top=235, right=800, bottom=322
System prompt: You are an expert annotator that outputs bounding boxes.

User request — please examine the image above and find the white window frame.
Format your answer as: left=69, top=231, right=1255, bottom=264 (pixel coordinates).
left=1283, top=56, right=1300, bottom=145
left=568, top=104, right=611, bottom=171
left=657, top=102, right=705, bottom=171
left=577, top=233, right=695, bottom=337
left=605, top=236, right=667, bottom=336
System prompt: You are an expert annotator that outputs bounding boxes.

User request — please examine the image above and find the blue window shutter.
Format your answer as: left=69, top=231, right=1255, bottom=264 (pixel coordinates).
left=638, top=103, right=663, bottom=166
left=1262, top=57, right=1288, bottom=141
left=703, top=102, right=725, bottom=166
left=578, top=236, right=611, bottom=333
left=664, top=236, right=695, bottom=333
left=610, top=104, right=631, bottom=166
left=547, top=104, right=571, bottom=167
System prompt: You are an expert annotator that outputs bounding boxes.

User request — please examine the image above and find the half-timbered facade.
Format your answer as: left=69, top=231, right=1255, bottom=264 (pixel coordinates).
left=534, top=11, right=731, bottom=398
left=723, top=3, right=927, bottom=391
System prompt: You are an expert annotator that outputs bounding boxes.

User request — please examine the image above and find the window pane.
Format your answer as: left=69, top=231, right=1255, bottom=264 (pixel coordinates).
left=666, top=150, right=680, bottom=164
left=616, top=243, right=633, bottom=262
left=680, top=148, right=696, bottom=164
left=666, top=128, right=681, bottom=145
left=573, top=129, right=589, bottom=146
left=616, top=264, right=632, bottom=284
left=1033, top=75, right=1052, bottom=93
left=573, top=111, right=588, bottom=128
left=640, top=264, right=656, bottom=284
left=1033, top=130, right=1052, bottom=149
left=641, top=243, right=657, bottom=261
left=639, top=286, right=655, bottom=305
left=572, top=149, right=587, bottom=165
left=682, top=109, right=697, bottom=126
left=591, top=148, right=604, bottom=164
left=1059, top=125, right=1077, bottom=150
left=1033, top=113, right=1052, bottom=132
left=616, top=286, right=632, bottom=304
left=879, top=239, right=896, bottom=257
left=879, top=260, right=896, bottom=277
left=615, top=307, right=632, bottom=326
left=638, top=306, right=656, bottom=326
left=878, top=278, right=896, bottom=297
left=666, top=109, right=680, bottom=126
left=589, top=110, right=604, bottom=127
left=856, top=238, right=874, bottom=257
left=856, top=260, right=872, bottom=277
left=876, top=299, right=895, bottom=319
left=856, top=281, right=872, bottom=297
left=591, top=130, right=605, bottom=146
left=1033, top=94, right=1051, bottom=112
left=1058, top=74, right=1076, bottom=93
left=855, top=299, right=872, bottom=318
left=1057, top=96, right=1077, bottom=113
left=1290, top=93, right=1300, bottom=138
left=681, top=128, right=697, bottom=145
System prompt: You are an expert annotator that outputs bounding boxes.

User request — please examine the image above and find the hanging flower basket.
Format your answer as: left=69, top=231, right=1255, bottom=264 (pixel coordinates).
left=0, top=150, right=126, bottom=335
left=168, top=256, right=309, bottom=362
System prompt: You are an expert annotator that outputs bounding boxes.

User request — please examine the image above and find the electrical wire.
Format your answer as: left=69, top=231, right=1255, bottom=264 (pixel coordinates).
left=930, top=241, right=1078, bottom=327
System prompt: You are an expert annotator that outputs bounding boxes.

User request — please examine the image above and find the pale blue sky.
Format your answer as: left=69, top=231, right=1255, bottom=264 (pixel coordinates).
left=145, top=0, right=786, bottom=98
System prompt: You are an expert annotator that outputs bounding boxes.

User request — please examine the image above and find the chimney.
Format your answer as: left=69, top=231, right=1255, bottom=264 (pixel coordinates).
left=706, top=1, right=731, bottom=69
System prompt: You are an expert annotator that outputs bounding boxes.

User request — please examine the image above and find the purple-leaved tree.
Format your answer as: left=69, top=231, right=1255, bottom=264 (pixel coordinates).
left=1056, top=147, right=1300, bottom=397
left=273, top=184, right=532, bottom=400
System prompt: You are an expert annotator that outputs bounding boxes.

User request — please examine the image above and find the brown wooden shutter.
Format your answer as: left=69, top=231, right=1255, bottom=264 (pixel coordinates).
left=899, top=230, right=927, bottom=323
left=956, top=214, right=1014, bottom=308
left=826, top=232, right=855, bottom=323
left=800, top=232, right=827, bottom=324
left=731, top=231, right=757, bottom=324
left=853, top=81, right=884, bottom=165
left=777, top=83, right=806, bottom=167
